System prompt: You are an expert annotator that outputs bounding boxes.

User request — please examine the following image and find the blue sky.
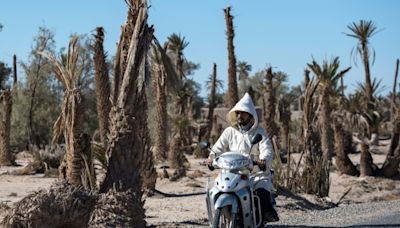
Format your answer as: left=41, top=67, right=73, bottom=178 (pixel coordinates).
left=1, top=0, right=399, bottom=98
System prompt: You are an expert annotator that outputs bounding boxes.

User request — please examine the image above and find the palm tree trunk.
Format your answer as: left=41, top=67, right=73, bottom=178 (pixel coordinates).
left=206, top=63, right=217, bottom=140
left=0, top=56, right=16, bottom=166
left=0, top=91, right=13, bottom=166
left=333, top=122, right=359, bottom=176
left=278, top=96, right=290, bottom=160
left=224, top=6, right=238, bottom=108
left=319, top=88, right=334, bottom=161
left=100, top=0, right=153, bottom=194
left=93, top=27, right=111, bottom=147
left=152, top=62, right=168, bottom=161
left=263, top=67, right=277, bottom=137
left=360, top=143, right=374, bottom=176
left=362, top=43, right=373, bottom=104
left=97, top=3, right=153, bottom=226
left=63, top=90, right=85, bottom=186
left=380, top=108, right=400, bottom=177
left=391, top=59, right=399, bottom=122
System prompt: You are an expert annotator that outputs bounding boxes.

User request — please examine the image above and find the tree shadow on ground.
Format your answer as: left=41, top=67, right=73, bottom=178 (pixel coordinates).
left=277, top=186, right=336, bottom=211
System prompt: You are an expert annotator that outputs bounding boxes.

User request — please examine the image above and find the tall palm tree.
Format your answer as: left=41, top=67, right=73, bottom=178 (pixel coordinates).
left=93, top=27, right=111, bottom=147
left=38, top=37, right=87, bottom=186
left=224, top=6, right=239, bottom=108
left=346, top=20, right=379, bottom=106
left=167, top=33, right=188, bottom=80
left=150, top=43, right=168, bottom=161
left=307, top=57, right=351, bottom=161
left=166, top=33, right=191, bottom=170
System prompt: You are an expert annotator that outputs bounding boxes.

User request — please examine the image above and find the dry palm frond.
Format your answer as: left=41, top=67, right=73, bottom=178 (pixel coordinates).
left=37, top=36, right=85, bottom=144
left=2, top=181, right=96, bottom=228
left=37, top=36, right=86, bottom=186
left=88, top=188, right=145, bottom=227
left=152, top=36, right=181, bottom=90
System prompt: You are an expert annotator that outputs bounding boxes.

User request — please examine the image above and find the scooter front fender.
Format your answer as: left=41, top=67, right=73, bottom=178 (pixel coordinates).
left=214, top=193, right=238, bottom=213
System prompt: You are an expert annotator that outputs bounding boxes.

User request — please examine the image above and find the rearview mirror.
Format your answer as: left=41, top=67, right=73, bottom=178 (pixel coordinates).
left=250, top=134, right=262, bottom=145
left=199, top=141, right=210, bottom=149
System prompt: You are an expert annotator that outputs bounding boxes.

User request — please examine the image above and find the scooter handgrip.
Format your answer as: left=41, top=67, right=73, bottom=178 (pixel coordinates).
left=253, top=160, right=266, bottom=171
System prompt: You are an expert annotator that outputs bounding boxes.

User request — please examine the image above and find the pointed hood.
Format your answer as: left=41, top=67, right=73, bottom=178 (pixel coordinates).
left=227, top=93, right=258, bottom=131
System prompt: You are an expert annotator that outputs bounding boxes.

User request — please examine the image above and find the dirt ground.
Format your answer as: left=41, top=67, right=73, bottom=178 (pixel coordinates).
left=1, top=144, right=400, bottom=227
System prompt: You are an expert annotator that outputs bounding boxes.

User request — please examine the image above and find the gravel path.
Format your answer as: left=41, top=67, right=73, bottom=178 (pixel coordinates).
left=269, top=199, right=400, bottom=227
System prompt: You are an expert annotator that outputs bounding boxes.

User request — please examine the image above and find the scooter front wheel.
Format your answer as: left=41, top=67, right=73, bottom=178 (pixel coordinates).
left=212, top=207, right=237, bottom=228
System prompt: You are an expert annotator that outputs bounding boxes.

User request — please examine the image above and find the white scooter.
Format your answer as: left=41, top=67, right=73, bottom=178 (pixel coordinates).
left=200, top=134, right=276, bottom=228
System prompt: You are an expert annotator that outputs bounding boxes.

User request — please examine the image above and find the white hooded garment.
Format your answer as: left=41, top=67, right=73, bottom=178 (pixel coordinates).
left=211, top=93, right=274, bottom=171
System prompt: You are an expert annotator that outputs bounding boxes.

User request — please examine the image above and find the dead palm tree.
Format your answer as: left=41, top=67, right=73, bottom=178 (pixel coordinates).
left=297, top=74, right=330, bottom=197
left=0, top=57, right=16, bottom=166
left=307, top=57, right=351, bottom=161
left=205, top=63, right=218, bottom=141
left=263, top=67, right=278, bottom=138
left=92, top=27, right=111, bottom=148
left=277, top=94, right=291, bottom=161
left=333, top=120, right=359, bottom=176
left=90, top=1, right=155, bottom=226
left=380, top=107, right=400, bottom=177
left=150, top=44, right=169, bottom=162
left=38, top=37, right=87, bottom=186
left=225, top=6, right=239, bottom=108
left=205, top=64, right=224, bottom=142
left=345, top=20, right=379, bottom=107
left=150, top=38, right=181, bottom=163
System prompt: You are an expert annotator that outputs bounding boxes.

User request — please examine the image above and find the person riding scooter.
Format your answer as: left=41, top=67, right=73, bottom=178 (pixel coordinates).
left=207, top=92, right=279, bottom=223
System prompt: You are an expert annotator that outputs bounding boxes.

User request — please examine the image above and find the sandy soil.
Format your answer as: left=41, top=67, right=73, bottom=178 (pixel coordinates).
left=1, top=146, right=400, bottom=227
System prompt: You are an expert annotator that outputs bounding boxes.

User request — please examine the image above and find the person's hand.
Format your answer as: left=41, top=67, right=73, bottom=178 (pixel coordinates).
left=256, top=159, right=266, bottom=170
left=206, top=158, right=215, bottom=171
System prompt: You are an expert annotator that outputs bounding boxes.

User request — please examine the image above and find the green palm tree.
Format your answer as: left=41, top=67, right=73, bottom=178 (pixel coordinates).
left=345, top=20, right=379, bottom=105
left=237, top=61, right=252, bottom=81
left=166, top=33, right=188, bottom=169
left=307, top=57, right=351, bottom=161
left=167, top=33, right=189, bottom=80
left=237, top=61, right=252, bottom=96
